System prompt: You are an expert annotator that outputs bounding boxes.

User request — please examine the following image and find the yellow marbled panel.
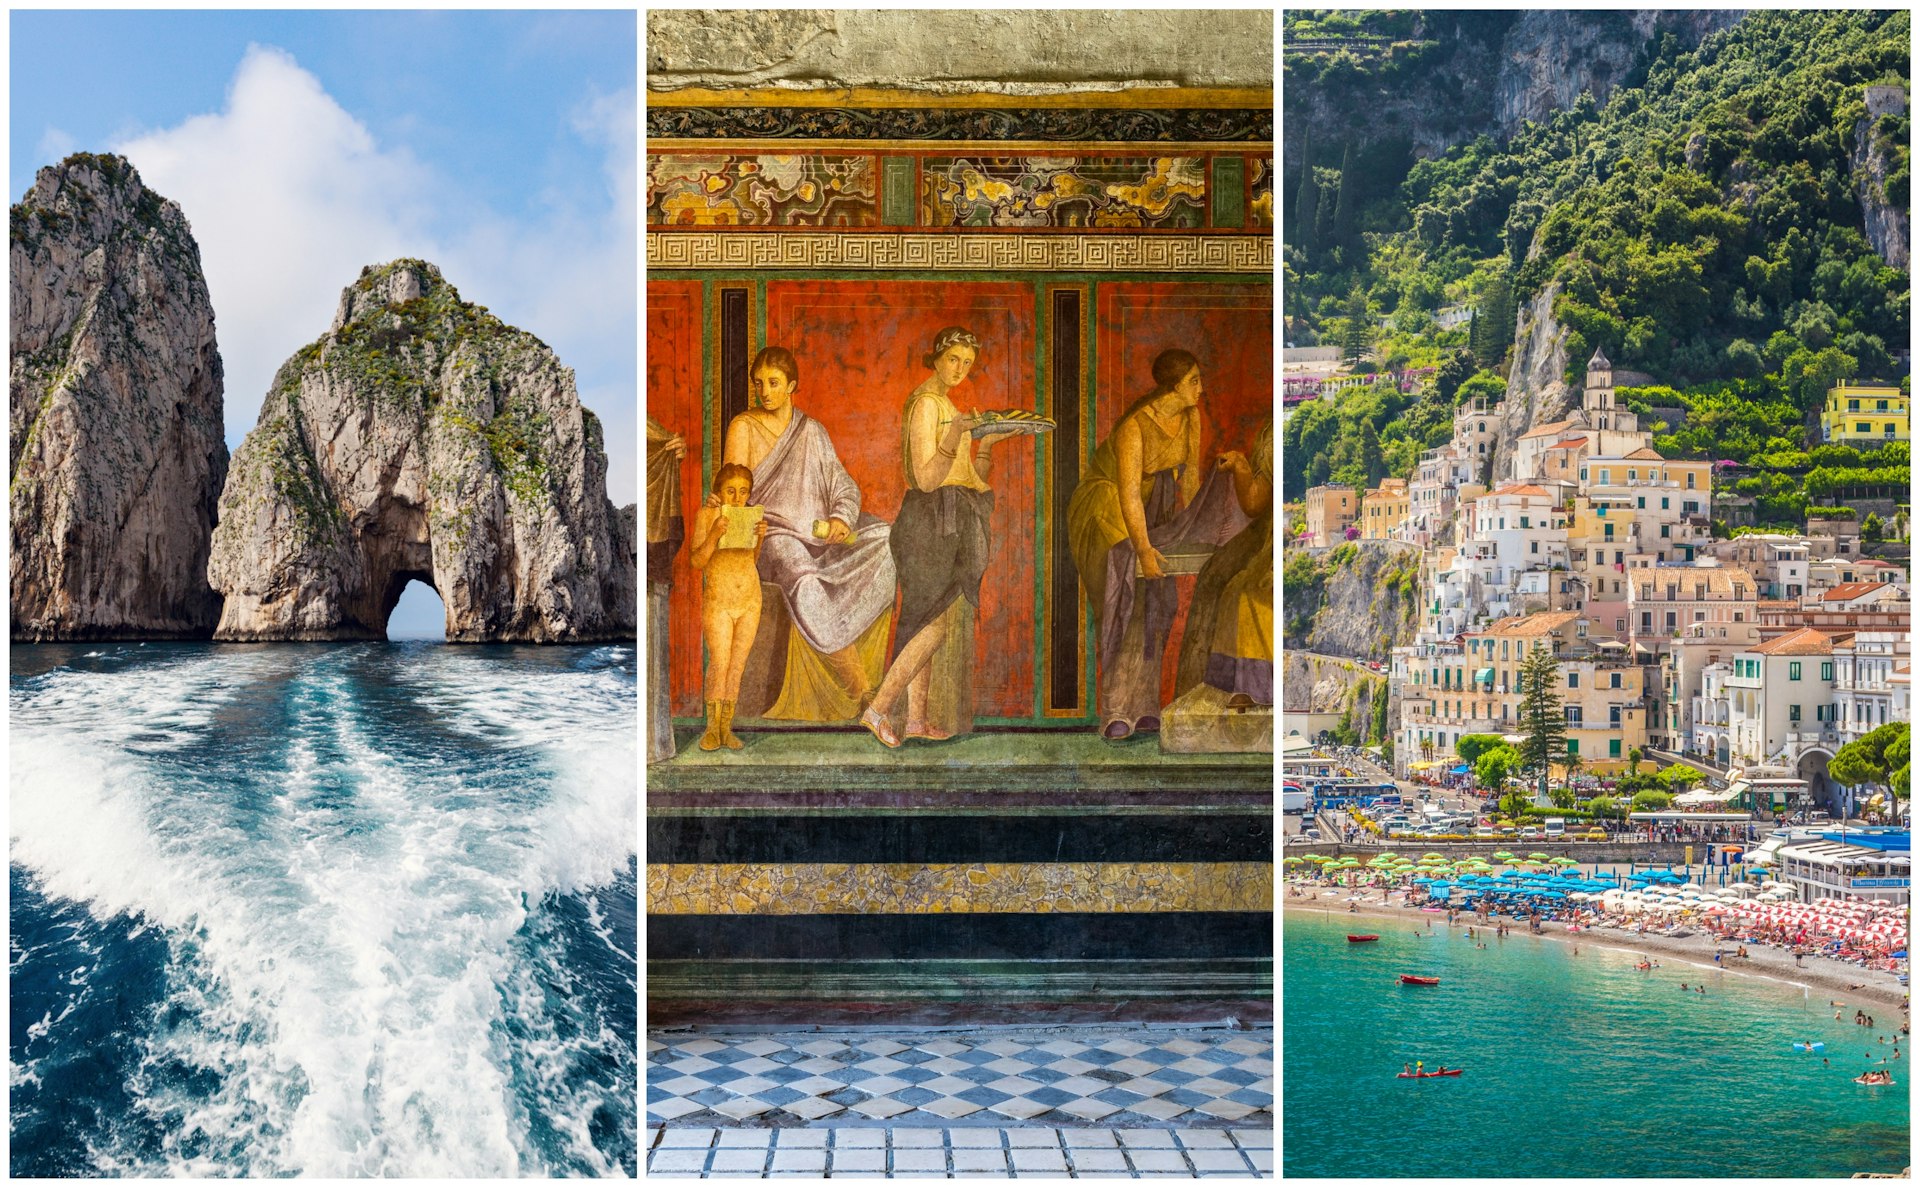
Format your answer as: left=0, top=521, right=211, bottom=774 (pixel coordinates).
left=644, top=862, right=1273, bottom=915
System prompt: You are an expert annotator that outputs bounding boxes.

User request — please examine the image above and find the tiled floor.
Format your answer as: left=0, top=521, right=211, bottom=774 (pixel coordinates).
left=644, top=1125, right=1274, bottom=1178
left=647, top=1028, right=1273, bottom=1128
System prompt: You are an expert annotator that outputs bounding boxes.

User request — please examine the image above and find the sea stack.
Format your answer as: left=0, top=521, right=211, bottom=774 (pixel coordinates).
left=208, top=258, right=637, bottom=641
left=9, top=153, right=229, bottom=640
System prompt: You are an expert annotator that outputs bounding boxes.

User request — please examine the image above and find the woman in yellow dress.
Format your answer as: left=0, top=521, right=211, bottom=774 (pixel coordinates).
left=1067, top=348, right=1205, bottom=740
left=1176, top=419, right=1273, bottom=706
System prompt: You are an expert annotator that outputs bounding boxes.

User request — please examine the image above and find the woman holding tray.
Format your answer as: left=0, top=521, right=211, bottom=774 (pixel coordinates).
left=861, top=326, right=1035, bottom=746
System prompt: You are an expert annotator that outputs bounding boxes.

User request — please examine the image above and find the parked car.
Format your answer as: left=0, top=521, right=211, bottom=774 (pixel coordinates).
left=1581, top=829, right=1608, bottom=841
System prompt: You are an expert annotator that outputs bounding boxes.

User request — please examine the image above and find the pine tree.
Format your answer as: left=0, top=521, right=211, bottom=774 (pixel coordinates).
left=1359, top=420, right=1385, bottom=487
left=1333, top=144, right=1356, bottom=247
left=1342, top=287, right=1371, bottom=366
left=1516, top=644, right=1568, bottom=803
left=1467, top=310, right=1485, bottom=367
left=1482, top=268, right=1516, bottom=366
left=1293, top=131, right=1318, bottom=252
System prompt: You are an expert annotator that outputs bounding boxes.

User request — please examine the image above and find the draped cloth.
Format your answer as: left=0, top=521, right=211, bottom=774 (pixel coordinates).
left=1177, top=421, right=1275, bottom=705
left=644, top=417, right=684, bottom=586
left=749, top=411, right=896, bottom=655
left=1099, top=465, right=1251, bottom=682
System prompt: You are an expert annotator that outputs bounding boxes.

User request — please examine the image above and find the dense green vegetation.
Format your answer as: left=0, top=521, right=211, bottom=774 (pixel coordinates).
left=1284, top=11, right=1910, bottom=516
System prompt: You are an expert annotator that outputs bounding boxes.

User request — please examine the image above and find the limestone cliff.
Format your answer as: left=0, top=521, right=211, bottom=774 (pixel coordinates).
left=1493, top=11, right=1743, bottom=135
left=1851, top=100, right=1910, bottom=272
left=9, top=153, right=228, bottom=641
left=208, top=260, right=636, bottom=642
left=1488, top=278, right=1574, bottom=484
left=1283, top=540, right=1423, bottom=659
left=1284, top=11, right=1742, bottom=170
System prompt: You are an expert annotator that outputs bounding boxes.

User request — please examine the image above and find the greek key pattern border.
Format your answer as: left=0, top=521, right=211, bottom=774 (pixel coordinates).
left=647, top=232, right=1274, bottom=274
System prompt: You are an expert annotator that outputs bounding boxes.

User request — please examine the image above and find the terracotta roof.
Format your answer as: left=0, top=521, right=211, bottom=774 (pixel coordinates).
left=1484, top=611, right=1582, bottom=638
left=1487, top=484, right=1551, bottom=498
left=1757, top=599, right=1799, bottom=611
left=1622, top=447, right=1665, bottom=460
left=1632, top=570, right=1754, bottom=600
left=1853, top=559, right=1898, bottom=568
left=1546, top=438, right=1589, bottom=450
left=1822, top=581, right=1891, bottom=602
left=1750, top=627, right=1834, bottom=657
left=1520, top=419, right=1579, bottom=440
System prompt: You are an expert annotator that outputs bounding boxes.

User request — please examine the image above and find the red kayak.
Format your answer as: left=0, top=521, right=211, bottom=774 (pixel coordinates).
left=1398, top=975, right=1440, bottom=986
left=1397, top=1069, right=1463, bottom=1078
left=1347, top=934, right=1380, bottom=943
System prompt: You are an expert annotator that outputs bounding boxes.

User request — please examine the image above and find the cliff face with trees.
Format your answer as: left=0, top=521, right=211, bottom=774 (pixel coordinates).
left=10, top=154, right=228, bottom=640
left=209, top=260, right=637, bottom=642
left=1284, top=10, right=1910, bottom=527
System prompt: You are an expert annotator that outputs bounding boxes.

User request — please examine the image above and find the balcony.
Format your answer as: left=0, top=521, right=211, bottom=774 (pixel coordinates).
left=1785, top=729, right=1841, bottom=749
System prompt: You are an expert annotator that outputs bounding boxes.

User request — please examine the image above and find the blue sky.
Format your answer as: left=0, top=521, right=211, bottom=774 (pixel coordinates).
left=12, top=11, right=637, bottom=638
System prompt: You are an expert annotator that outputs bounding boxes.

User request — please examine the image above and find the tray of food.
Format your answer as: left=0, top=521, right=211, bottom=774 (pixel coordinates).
left=970, top=409, right=1057, bottom=437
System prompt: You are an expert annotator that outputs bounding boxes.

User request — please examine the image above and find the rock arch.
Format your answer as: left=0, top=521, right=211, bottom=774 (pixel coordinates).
left=208, top=260, right=635, bottom=642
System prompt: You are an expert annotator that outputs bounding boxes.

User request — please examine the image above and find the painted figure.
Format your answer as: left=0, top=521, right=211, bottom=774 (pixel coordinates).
left=1067, top=349, right=1205, bottom=739
left=862, top=327, right=1024, bottom=746
left=645, top=417, right=686, bottom=761
left=1177, top=418, right=1274, bottom=707
left=722, top=347, right=895, bottom=718
left=690, top=462, right=767, bottom=750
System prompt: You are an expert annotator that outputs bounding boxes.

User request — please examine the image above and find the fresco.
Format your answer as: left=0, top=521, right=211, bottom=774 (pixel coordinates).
left=646, top=154, right=878, bottom=226
left=644, top=77, right=1274, bottom=1022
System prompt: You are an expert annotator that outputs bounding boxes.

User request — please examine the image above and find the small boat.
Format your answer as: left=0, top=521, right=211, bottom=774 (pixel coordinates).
left=1347, top=934, right=1380, bottom=943
left=1398, top=975, right=1440, bottom=986
left=1396, top=1069, right=1463, bottom=1078
left=1854, top=1074, right=1894, bottom=1086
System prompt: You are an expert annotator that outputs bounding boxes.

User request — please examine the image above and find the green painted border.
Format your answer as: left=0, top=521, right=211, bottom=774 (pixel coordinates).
left=1212, top=155, right=1246, bottom=229
left=647, top=958, right=1273, bottom=1001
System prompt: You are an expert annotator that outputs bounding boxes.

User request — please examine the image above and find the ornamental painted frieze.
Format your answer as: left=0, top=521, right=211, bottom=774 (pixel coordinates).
left=645, top=231, right=1273, bottom=273
left=1250, top=158, right=1275, bottom=228
left=646, top=106, right=1272, bottom=143
left=646, top=154, right=878, bottom=226
left=921, top=156, right=1206, bottom=228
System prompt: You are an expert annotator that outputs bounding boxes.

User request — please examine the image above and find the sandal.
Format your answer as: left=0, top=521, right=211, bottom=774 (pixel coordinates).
left=906, top=720, right=953, bottom=741
left=860, top=706, right=902, bottom=749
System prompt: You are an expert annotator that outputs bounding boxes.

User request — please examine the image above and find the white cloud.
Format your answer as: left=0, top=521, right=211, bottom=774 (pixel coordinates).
left=37, top=126, right=77, bottom=164
left=113, top=45, right=636, bottom=504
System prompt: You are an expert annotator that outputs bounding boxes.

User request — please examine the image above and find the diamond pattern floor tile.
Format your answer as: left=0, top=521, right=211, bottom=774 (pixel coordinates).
left=644, top=1027, right=1272, bottom=1130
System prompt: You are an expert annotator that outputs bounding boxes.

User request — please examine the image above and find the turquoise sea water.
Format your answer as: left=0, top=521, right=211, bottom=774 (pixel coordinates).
left=1284, top=908, right=1910, bottom=1178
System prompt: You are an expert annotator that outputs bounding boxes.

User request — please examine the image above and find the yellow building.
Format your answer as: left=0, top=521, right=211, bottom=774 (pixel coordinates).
left=1821, top=382, right=1908, bottom=444
left=1361, top=478, right=1409, bottom=540
left=1304, top=484, right=1359, bottom=545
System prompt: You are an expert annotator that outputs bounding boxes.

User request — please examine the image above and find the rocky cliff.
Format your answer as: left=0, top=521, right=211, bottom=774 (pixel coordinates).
left=1284, top=11, right=1742, bottom=170
left=9, top=154, right=228, bottom=641
left=1283, top=540, right=1423, bottom=658
left=208, top=259, right=636, bottom=642
left=1488, top=278, right=1575, bottom=484
left=1493, top=11, right=1743, bottom=135
left=1851, top=107, right=1910, bottom=272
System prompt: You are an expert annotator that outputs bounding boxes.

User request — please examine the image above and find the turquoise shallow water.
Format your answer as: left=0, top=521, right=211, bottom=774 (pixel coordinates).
left=1284, top=907, right=1910, bottom=1178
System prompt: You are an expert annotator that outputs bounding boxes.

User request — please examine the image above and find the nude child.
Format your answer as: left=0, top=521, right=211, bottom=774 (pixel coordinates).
left=690, top=463, right=766, bottom=750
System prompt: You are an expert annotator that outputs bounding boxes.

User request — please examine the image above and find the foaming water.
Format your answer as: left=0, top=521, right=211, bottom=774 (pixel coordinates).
left=1283, top=909, right=1910, bottom=1178
left=10, top=643, right=637, bottom=1177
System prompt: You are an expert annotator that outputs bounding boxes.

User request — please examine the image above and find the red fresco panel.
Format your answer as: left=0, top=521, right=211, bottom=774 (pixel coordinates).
left=766, top=280, right=1038, bottom=719
left=646, top=280, right=707, bottom=716
left=1094, top=283, right=1273, bottom=706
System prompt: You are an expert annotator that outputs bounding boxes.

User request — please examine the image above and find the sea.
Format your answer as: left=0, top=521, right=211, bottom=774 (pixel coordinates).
left=9, top=641, right=638, bottom=1177
left=1284, top=907, right=1911, bottom=1178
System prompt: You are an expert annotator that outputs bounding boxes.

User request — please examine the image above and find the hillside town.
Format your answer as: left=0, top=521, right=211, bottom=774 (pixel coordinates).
left=1296, top=350, right=1911, bottom=822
